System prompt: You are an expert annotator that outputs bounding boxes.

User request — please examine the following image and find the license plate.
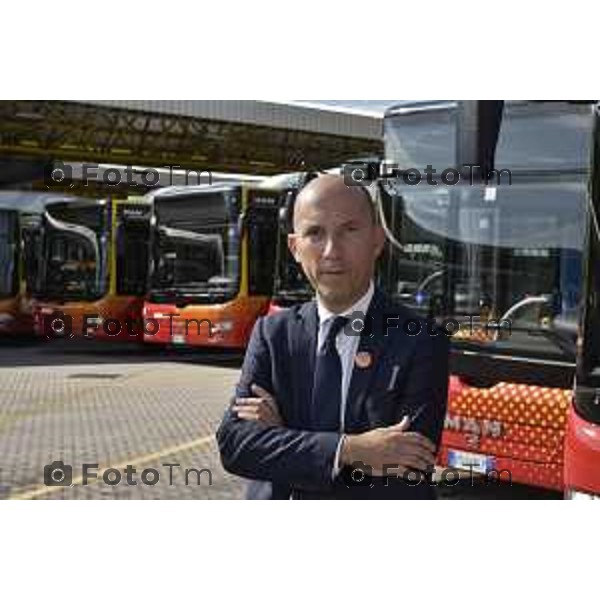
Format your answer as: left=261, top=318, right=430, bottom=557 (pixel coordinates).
left=172, top=335, right=186, bottom=345
left=447, top=450, right=495, bottom=474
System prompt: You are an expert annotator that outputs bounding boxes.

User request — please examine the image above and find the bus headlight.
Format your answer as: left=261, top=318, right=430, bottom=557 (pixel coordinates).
left=565, top=488, right=600, bottom=500
left=0, top=313, right=15, bottom=326
left=215, top=320, right=234, bottom=333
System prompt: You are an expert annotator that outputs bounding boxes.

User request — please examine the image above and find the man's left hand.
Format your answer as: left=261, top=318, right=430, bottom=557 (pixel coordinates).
left=232, top=384, right=283, bottom=426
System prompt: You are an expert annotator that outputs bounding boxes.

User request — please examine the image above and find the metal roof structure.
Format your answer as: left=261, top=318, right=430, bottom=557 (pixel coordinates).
left=81, top=100, right=382, bottom=140
left=0, top=100, right=383, bottom=179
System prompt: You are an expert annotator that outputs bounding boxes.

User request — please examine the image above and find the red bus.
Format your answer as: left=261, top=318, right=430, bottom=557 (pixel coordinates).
left=143, top=182, right=287, bottom=349
left=380, top=100, right=590, bottom=491
left=564, top=104, right=600, bottom=499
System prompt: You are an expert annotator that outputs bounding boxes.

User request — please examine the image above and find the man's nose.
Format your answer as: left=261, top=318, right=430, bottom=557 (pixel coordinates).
left=322, top=234, right=341, bottom=258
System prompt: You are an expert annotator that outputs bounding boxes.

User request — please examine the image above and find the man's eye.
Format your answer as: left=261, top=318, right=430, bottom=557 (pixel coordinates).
left=304, top=229, right=322, bottom=239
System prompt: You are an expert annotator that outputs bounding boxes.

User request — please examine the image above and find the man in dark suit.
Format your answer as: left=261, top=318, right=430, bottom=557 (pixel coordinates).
left=217, top=174, right=449, bottom=499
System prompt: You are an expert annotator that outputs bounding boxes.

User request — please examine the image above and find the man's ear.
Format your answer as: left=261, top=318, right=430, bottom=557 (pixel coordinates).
left=287, top=234, right=300, bottom=263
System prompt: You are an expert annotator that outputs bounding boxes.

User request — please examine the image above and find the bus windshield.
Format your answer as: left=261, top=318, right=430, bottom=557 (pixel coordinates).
left=34, top=202, right=109, bottom=302
left=381, top=101, right=593, bottom=362
left=149, top=190, right=240, bottom=305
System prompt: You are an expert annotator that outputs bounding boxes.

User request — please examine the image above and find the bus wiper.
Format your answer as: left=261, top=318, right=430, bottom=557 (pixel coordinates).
left=491, top=322, right=577, bottom=358
left=541, top=331, right=577, bottom=358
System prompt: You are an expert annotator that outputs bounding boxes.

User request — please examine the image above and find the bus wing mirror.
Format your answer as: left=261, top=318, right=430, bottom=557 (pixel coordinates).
left=237, top=212, right=247, bottom=238
left=279, top=190, right=296, bottom=233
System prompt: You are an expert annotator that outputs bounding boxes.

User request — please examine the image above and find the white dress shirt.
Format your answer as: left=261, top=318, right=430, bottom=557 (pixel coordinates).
left=315, top=280, right=375, bottom=431
left=315, top=281, right=375, bottom=479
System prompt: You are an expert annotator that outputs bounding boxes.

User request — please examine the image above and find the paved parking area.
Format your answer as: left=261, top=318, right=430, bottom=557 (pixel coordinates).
left=0, top=338, right=561, bottom=500
left=0, top=339, right=246, bottom=499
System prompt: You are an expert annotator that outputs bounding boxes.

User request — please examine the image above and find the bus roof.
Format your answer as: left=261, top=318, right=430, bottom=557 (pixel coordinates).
left=384, top=100, right=598, bottom=118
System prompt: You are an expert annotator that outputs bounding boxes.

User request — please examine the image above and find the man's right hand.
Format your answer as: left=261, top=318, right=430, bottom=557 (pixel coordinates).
left=339, top=416, right=437, bottom=475
left=232, top=384, right=283, bottom=427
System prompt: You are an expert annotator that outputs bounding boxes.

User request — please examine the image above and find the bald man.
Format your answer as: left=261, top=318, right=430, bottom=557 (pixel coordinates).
left=217, top=175, right=449, bottom=499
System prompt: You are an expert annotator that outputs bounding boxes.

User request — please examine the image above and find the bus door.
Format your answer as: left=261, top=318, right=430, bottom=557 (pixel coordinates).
left=245, top=187, right=284, bottom=300
left=109, top=200, right=153, bottom=340
left=20, top=212, right=45, bottom=299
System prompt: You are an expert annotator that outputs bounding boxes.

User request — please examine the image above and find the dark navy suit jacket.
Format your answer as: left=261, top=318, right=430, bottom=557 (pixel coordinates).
left=217, top=288, right=449, bottom=499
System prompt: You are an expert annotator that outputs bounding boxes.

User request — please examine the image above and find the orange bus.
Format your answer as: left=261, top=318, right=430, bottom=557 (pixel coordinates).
left=143, top=183, right=287, bottom=349
left=380, top=100, right=590, bottom=491
left=30, top=196, right=152, bottom=341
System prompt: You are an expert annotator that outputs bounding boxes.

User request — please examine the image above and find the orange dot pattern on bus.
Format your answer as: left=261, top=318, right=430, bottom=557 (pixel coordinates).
left=441, top=378, right=572, bottom=490
left=452, top=328, right=495, bottom=342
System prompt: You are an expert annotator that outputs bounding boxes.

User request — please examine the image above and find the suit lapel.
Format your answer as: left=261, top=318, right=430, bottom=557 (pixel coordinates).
left=292, top=300, right=318, bottom=426
left=345, top=289, right=390, bottom=429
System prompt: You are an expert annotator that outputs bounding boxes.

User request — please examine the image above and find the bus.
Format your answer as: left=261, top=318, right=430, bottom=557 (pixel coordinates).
left=30, top=196, right=153, bottom=341
left=143, top=182, right=287, bottom=349
left=0, top=192, right=77, bottom=337
left=0, top=206, right=23, bottom=334
left=380, top=100, right=592, bottom=491
left=564, top=104, right=600, bottom=500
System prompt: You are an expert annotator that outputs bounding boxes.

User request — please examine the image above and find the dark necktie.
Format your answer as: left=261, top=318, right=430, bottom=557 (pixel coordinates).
left=310, top=316, right=348, bottom=431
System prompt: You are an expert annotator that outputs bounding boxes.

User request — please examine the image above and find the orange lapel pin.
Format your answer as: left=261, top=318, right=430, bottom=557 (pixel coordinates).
left=355, top=351, right=373, bottom=369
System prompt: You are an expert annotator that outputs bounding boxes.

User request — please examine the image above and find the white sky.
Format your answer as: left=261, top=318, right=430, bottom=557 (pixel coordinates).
left=291, top=100, right=405, bottom=115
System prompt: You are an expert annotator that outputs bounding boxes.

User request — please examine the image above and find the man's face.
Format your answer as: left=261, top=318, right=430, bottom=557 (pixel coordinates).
left=287, top=181, right=386, bottom=313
